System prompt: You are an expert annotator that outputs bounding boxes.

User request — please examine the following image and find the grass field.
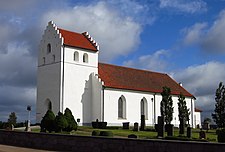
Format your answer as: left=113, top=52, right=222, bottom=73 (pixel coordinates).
left=30, top=125, right=217, bottom=142
left=68, top=126, right=218, bottom=142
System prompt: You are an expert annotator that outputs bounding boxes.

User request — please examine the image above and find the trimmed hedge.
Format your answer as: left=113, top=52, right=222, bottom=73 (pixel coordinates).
left=99, top=131, right=113, bottom=137
left=92, top=130, right=100, bottom=136
left=217, top=129, right=225, bottom=142
left=128, top=134, right=138, bottom=138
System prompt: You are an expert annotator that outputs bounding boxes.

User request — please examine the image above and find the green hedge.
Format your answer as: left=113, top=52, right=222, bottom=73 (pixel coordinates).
left=217, top=129, right=225, bottom=142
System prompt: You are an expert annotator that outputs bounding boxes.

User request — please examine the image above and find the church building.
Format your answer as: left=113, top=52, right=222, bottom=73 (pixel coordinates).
left=36, top=21, right=197, bottom=127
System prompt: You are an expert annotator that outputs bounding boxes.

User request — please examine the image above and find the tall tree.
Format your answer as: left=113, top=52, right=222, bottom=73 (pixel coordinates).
left=8, top=112, right=17, bottom=126
left=212, top=82, right=225, bottom=128
left=178, top=93, right=190, bottom=124
left=161, top=86, right=174, bottom=124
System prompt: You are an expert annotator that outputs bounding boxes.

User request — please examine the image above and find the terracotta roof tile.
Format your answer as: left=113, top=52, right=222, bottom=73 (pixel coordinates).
left=195, top=108, right=202, bottom=112
left=58, top=28, right=98, bottom=52
left=98, top=63, right=194, bottom=98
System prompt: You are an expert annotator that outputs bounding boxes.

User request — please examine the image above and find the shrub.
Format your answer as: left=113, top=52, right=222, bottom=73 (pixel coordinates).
left=41, top=110, right=55, bottom=133
left=92, top=130, right=100, bottom=136
left=99, top=131, right=113, bottom=137
left=128, top=134, right=138, bottom=138
left=55, top=112, right=68, bottom=132
left=64, top=108, right=77, bottom=131
left=217, top=129, right=225, bottom=142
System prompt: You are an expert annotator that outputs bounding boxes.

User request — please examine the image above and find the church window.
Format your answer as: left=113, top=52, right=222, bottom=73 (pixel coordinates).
left=74, top=51, right=79, bottom=61
left=45, top=99, right=52, bottom=111
left=43, top=57, right=45, bottom=65
left=118, top=96, right=126, bottom=119
left=52, top=55, right=55, bottom=62
left=141, top=98, right=148, bottom=119
left=47, top=43, right=51, bottom=54
left=83, top=53, right=88, bottom=63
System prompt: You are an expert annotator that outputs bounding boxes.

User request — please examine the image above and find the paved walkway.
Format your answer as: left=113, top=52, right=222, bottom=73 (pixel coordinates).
left=0, top=144, right=56, bottom=152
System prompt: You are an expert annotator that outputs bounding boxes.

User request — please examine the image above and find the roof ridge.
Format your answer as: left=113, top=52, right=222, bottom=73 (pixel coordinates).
left=99, top=62, right=167, bottom=75
left=58, top=27, right=81, bottom=35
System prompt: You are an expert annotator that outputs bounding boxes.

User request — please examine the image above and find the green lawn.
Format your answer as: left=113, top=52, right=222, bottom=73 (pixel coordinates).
left=69, top=126, right=217, bottom=142
left=32, top=126, right=218, bottom=142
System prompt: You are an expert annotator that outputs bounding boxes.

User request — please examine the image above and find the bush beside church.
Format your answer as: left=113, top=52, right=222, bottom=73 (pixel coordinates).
left=41, top=108, right=77, bottom=133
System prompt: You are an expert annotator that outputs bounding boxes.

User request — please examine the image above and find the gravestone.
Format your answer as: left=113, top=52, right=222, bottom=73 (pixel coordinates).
left=199, top=129, right=206, bottom=139
left=179, top=118, right=185, bottom=135
left=187, top=127, right=191, bottom=138
left=140, top=115, right=145, bottom=131
left=133, top=122, right=139, bottom=131
left=123, top=122, right=129, bottom=129
left=157, top=116, right=164, bottom=138
left=167, top=124, right=174, bottom=136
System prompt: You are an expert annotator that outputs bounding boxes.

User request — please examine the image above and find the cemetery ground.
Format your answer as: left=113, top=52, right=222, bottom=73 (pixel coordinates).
left=31, top=126, right=217, bottom=142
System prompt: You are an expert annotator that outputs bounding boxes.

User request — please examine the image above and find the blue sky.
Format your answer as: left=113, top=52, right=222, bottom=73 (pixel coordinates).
left=0, top=0, right=225, bottom=123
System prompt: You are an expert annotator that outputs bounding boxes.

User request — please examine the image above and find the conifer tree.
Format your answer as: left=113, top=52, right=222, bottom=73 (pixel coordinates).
left=64, top=108, right=77, bottom=131
left=40, top=110, right=55, bottom=133
left=55, top=112, right=68, bottom=132
left=212, top=82, right=225, bottom=128
left=161, top=86, right=174, bottom=124
left=8, top=112, right=17, bottom=126
left=178, top=93, right=190, bottom=124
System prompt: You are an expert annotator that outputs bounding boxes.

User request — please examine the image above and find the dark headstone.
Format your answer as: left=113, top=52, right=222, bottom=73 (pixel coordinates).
left=123, top=122, right=130, bottom=129
left=140, top=115, right=145, bottom=131
left=199, top=130, right=206, bottom=139
left=157, top=116, right=164, bottom=138
left=133, top=122, right=139, bottom=131
left=166, top=124, right=174, bottom=136
left=179, top=118, right=185, bottom=135
left=187, top=127, right=191, bottom=138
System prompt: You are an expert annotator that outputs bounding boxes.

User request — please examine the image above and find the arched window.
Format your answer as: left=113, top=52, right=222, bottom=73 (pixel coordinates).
left=83, top=53, right=88, bottom=63
left=43, top=57, right=45, bottom=65
left=52, top=55, right=55, bottom=62
left=47, top=43, right=51, bottom=54
left=118, top=96, right=126, bottom=119
left=141, top=98, right=148, bottom=119
left=74, top=51, right=79, bottom=61
left=45, top=99, right=52, bottom=111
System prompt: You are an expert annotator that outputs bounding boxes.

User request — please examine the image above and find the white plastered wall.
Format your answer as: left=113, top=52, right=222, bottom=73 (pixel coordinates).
left=103, top=88, right=195, bottom=127
left=36, top=21, right=64, bottom=123
left=194, top=111, right=202, bottom=128
left=62, top=46, right=98, bottom=125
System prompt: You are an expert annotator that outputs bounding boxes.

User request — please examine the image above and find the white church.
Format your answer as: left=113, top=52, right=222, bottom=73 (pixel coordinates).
left=36, top=21, right=201, bottom=128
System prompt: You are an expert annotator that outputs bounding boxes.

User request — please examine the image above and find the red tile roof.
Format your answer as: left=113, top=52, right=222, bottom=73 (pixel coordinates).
left=98, top=63, right=194, bottom=98
left=195, top=108, right=202, bottom=112
left=58, top=28, right=98, bottom=52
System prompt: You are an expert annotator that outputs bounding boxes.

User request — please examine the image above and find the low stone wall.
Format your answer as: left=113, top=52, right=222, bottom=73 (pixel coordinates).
left=0, top=130, right=225, bottom=152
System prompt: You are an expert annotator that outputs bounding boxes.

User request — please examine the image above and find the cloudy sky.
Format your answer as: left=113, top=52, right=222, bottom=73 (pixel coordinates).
left=0, top=0, right=225, bottom=123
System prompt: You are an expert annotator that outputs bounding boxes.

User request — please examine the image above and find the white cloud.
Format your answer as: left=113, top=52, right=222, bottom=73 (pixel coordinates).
left=172, top=61, right=225, bottom=118
left=159, top=0, right=207, bottom=14
left=41, top=1, right=143, bottom=61
left=182, top=22, right=207, bottom=45
left=123, top=49, right=169, bottom=72
left=182, top=9, right=225, bottom=53
left=201, top=10, right=225, bottom=53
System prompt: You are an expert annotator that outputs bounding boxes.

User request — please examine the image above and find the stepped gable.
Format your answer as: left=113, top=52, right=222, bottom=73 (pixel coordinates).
left=58, top=28, right=99, bottom=51
left=98, top=63, right=194, bottom=98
